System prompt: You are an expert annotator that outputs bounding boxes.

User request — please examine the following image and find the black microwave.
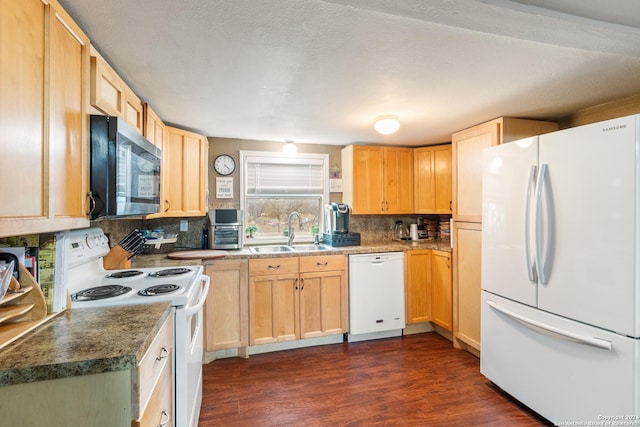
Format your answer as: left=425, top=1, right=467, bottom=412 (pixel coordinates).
left=89, top=115, right=161, bottom=219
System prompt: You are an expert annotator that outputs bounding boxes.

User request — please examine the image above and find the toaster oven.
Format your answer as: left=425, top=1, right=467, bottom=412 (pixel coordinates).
left=207, top=209, right=243, bottom=249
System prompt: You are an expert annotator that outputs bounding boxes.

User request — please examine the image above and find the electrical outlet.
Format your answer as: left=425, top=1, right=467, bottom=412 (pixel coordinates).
left=180, top=220, right=188, bottom=232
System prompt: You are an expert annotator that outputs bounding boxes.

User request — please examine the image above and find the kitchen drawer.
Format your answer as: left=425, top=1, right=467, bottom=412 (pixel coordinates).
left=249, top=257, right=298, bottom=276
left=134, top=314, right=172, bottom=417
left=132, top=356, right=172, bottom=427
left=299, top=254, right=346, bottom=273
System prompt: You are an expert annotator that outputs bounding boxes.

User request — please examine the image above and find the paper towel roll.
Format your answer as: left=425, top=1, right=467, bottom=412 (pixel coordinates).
left=410, top=223, right=419, bottom=240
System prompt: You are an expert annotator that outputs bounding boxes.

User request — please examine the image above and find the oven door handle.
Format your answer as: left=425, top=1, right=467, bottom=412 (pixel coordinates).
left=185, top=275, right=210, bottom=317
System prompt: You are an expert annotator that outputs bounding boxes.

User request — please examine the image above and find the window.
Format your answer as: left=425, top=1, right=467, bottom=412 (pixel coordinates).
left=240, top=151, right=329, bottom=244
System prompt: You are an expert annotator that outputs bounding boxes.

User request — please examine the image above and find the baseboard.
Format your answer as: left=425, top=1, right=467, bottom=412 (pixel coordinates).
left=403, top=322, right=434, bottom=335
left=347, top=329, right=403, bottom=342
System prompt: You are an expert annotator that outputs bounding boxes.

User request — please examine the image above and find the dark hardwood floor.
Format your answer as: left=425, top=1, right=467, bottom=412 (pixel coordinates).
left=199, top=332, right=551, bottom=426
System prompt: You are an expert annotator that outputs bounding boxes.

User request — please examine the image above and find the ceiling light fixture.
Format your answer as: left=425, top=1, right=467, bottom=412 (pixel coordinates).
left=374, top=115, right=400, bottom=135
left=283, top=139, right=297, bottom=154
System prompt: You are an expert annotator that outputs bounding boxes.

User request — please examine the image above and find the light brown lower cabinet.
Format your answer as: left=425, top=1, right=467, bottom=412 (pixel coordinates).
left=204, top=259, right=248, bottom=351
left=453, top=221, right=482, bottom=353
left=405, top=249, right=432, bottom=324
left=249, top=255, right=347, bottom=345
left=0, top=314, right=173, bottom=427
left=431, top=250, right=452, bottom=330
left=404, top=249, right=452, bottom=330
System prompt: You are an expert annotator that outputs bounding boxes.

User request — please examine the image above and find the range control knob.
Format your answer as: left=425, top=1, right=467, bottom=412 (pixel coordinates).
left=85, top=235, right=100, bottom=249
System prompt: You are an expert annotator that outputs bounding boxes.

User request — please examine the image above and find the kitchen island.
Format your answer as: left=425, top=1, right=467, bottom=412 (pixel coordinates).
left=0, top=303, right=171, bottom=426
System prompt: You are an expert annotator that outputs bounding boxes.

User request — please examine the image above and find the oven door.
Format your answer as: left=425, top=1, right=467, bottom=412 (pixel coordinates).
left=174, top=274, right=210, bottom=427
left=211, top=225, right=242, bottom=249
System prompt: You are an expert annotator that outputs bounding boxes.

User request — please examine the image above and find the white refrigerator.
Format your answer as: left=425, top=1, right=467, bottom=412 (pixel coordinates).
left=480, top=114, right=640, bottom=424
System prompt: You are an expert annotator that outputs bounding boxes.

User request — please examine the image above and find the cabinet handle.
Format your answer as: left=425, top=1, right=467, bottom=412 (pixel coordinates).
left=385, top=201, right=389, bottom=211
left=157, top=410, right=170, bottom=427
left=164, top=200, right=171, bottom=212
left=295, top=277, right=299, bottom=290
left=267, top=265, right=280, bottom=271
left=86, top=191, right=96, bottom=216
left=380, top=201, right=385, bottom=213
left=316, top=262, right=329, bottom=268
left=300, top=278, right=304, bottom=290
left=446, top=258, right=450, bottom=269
left=449, top=200, right=452, bottom=211
left=156, top=346, right=169, bottom=362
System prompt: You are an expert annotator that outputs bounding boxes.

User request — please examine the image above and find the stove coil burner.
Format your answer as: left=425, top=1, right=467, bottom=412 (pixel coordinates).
left=71, top=285, right=133, bottom=301
left=106, top=270, right=145, bottom=279
left=148, top=267, right=191, bottom=278
left=138, top=284, right=181, bottom=296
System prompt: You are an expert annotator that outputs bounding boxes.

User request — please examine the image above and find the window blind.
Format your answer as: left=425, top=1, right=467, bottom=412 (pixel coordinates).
left=245, top=157, right=325, bottom=195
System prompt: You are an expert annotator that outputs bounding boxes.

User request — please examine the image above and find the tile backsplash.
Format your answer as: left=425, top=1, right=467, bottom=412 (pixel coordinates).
left=92, top=217, right=207, bottom=249
left=92, top=213, right=451, bottom=250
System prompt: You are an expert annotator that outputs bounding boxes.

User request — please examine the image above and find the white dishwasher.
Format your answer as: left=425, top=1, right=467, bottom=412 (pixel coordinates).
left=348, top=252, right=405, bottom=342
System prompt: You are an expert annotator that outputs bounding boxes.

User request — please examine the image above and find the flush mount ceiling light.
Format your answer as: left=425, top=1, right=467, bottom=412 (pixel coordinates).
left=374, top=115, right=400, bottom=135
left=282, top=139, right=297, bottom=154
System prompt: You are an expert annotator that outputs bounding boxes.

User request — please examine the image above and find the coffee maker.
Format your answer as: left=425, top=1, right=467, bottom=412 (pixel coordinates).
left=323, top=203, right=360, bottom=246
left=325, top=203, right=350, bottom=234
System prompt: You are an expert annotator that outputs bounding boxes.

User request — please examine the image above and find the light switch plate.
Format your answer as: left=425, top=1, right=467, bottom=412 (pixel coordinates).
left=180, top=220, right=188, bottom=232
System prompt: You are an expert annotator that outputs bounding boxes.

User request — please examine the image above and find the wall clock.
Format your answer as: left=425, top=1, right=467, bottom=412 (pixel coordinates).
left=213, top=154, right=236, bottom=176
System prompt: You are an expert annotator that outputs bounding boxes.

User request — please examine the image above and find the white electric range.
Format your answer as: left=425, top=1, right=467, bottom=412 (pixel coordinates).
left=67, top=227, right=209, bottom=427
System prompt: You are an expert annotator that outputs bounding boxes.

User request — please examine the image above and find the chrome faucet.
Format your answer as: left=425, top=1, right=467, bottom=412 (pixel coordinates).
left=287, top=211, right=302, bottom=246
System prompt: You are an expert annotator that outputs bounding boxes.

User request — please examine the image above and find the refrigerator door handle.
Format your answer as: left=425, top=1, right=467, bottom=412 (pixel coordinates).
left=487, top=299, right=613, bottom=350
left=525, top=165, right=537, bottom=282
left=535, top=163, right=553, bottom=284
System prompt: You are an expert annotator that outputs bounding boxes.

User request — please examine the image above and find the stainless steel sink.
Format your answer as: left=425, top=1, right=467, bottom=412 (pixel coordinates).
left=290, top=244, right=332, bottom=252
left=249, top=245, right=295, bottom=254
left=248, top=244, right=332, bottom=254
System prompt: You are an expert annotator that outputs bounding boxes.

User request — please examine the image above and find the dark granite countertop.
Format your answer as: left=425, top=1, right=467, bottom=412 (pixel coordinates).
left=0, top=303, right=171, bottom=387
left=132, top=239, right=452, bottom=267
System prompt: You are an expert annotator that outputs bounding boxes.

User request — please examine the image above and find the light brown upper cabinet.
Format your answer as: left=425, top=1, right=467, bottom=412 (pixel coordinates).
left=143, top=103, right=166, bottom=150
left=159, top=126, right=208, bottom=217
left=90, top=53, right=144, bottom=135
left=0, top=0, right=90, bottom=237
left=342, top=145, right=413, bottom=214
left=452, top=117, right=558, bottom=223
left=414, top=144, right=452, bottom=215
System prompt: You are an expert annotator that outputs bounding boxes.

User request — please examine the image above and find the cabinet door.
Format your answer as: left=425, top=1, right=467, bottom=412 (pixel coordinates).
left=90, top=54, right=125, bottom=117
left=162, top=128, right=183, bottom=215
left=299, top=270, right=347, bottom=339
left=0, top=0, right=46, bottom=220
left=383, top=147, right=414, bottom=213
left=49, top=3, right=89, bottom=222
left=433, top=145, right=452, bottom=214
left=405, top=250, right=432, bottom=324
left=204, top=259, right=248, bottom=351
left=453, top=222, right=482, bottom=351
left=414, top=145, right=452, bottom=214
left=123, top=86, right=143, bottom=135
left=182, top=131, right=208, bottom=215
left=143, top=104, right=165, bottom=150
left=452, top=121, right=500, bottom=222
left=162, top=126, right=208, bottom=217
left=249, top=273, right=299, bottom=345
left=0, top=0, right=89, bottom=237
left=345, top=145, right=384, bottom=214
left=431, top=250, right=452, bottom=331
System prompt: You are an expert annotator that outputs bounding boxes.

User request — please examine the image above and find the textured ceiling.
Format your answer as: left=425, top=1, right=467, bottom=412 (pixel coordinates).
left=58, top=0, right=640, bottom=146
